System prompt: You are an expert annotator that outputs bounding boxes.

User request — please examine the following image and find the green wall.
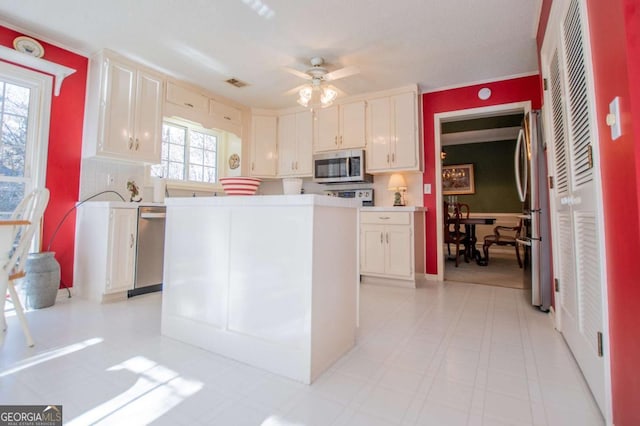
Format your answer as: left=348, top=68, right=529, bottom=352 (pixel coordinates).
left=443, top=140, right=522, bottom=213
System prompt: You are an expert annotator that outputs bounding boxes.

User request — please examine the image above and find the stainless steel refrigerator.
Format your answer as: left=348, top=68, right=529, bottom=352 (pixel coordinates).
left=514, top=110, right=552, bottom=311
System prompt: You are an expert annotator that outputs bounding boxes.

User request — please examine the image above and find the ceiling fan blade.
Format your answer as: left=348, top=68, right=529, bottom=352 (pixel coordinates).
left=284, top=84, right=307, bottom=96
left=324, top=66, right=359, bottom=81
left=283, top=66, right=312, bottom=80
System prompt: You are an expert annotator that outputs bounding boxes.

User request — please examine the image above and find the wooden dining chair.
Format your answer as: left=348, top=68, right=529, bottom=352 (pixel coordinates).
left=1, top=188, right=50, bottom=347
left=443, top=202, right=468, bottom=267
left=456, top=203, right=470, bottom=219
left=482, top=218, right=523, bottom=268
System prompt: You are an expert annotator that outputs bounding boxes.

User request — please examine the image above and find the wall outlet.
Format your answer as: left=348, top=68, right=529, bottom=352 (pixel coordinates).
left=106, top=174, right=115, bottom=186
left=424, top=183, right=431, bottom=194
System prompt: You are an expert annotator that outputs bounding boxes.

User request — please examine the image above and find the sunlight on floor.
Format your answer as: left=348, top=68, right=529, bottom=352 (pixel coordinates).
left=67, top=356, right=203, bottom=425
left=0, top=337, right=103, bottom=378
left=261, top=415, right=304, bottom=425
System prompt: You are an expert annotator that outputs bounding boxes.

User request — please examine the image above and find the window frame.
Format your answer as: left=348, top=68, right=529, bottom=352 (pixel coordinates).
left=150, top=117, right=225, bottom=191
left=0, top=61, right=52, bottom=251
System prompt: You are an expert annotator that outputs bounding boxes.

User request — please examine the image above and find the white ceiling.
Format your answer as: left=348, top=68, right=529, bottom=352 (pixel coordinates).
left=0, top=0, right=542, bottom=110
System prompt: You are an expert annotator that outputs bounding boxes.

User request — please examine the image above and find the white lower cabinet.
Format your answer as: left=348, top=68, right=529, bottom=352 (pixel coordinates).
left=74, top=204, right=138, bottom=302
left=359, top=208, right=425, bottom=287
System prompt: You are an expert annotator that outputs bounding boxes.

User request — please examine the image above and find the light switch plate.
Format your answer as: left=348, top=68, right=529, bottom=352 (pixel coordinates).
left=424, top=183, right=431, bottom=194
left=609, top=97, right=621, bottom=140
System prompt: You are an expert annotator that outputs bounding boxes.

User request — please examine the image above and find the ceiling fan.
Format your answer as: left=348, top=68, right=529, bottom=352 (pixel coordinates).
left=284, top=57, right=359, bottom=108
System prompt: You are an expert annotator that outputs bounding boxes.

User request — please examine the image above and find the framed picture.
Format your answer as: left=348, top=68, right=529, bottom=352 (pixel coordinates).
left=442, top=163, right=475, bottom=195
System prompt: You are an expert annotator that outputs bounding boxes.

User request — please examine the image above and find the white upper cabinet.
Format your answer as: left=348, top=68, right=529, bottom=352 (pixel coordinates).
left=164, top=80, right=244, bottom=136
left=278, top=110, right=313, bottom=177
left=83, top=49, right=163, bottom=163
left=133, top=71, right=164, bottom=161
left=210, top=99, right=242, bottom=126
left=166, top=81, right=209, bottom=112
left=315, top=100, right=366, bottom=152
left=366, top=91, right=421, bottom=172
left=250, top=114, right=278, bottom=177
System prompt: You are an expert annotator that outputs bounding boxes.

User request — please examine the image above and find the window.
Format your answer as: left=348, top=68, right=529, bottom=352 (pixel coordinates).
left=151, top=119, right=219, bottom=183
left=0, top=62, right=52, bottom=217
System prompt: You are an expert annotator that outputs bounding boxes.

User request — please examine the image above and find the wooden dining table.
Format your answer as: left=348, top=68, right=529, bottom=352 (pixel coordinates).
left=448, top=216, right=496, bottom=265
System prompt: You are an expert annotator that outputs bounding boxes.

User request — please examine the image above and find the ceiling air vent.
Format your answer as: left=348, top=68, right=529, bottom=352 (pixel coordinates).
left=225, top=78, right=248, bottom=88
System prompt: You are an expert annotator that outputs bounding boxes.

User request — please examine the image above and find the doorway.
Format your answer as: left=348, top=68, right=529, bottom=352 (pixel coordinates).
left=435, top=102, right=531, bottom=289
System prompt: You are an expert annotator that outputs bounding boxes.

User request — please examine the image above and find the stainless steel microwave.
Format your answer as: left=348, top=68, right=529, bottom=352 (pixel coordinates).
left=313, top=149, right=373, bottom=183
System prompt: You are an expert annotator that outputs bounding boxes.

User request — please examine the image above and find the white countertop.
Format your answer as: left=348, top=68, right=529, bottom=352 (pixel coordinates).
left=360, top=206, right=427, bottom=212
left=76, top=201, right=165, bottom=208
left=165, top=194, right=360, bottom=208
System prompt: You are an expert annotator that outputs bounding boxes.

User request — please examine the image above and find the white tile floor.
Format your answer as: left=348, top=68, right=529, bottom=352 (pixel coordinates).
left=1, top=281, right=604, bottom=425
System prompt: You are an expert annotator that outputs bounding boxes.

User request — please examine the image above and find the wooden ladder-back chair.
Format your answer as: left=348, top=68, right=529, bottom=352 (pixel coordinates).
left=456, top=203, right=470, bottom=219
left=482, top=218, right=523, bottom=268
left=443, top=201, right=468, bottom=267
left=1, top=188, right=50, bottom=347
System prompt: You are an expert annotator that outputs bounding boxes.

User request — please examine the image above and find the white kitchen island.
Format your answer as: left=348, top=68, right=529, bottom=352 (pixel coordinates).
left=161, top=194, right=359, bottom=384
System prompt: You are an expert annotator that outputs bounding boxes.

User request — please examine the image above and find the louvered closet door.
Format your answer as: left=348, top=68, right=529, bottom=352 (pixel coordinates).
left=542, top=0, right=606, bottom=414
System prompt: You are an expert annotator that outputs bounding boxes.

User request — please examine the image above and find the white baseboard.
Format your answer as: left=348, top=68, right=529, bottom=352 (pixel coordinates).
left=548, top=305, right=557, bottom=329
left=361, top=275, right=417, bottom=288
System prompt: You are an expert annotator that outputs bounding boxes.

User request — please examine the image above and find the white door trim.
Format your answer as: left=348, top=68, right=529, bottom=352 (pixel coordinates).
left=434, top=101, right=531, bottom=282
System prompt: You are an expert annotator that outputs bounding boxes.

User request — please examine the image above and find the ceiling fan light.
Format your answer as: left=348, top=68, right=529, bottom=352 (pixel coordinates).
left=320, top=87, right=337, bottom=105
left=297, top=96, right=309, bottom=107
left=298, top=85, right=312, bottom=101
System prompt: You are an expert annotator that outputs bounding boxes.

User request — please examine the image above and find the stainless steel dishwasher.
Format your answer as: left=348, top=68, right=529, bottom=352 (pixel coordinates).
left=128, top=206, right=166, bottom=297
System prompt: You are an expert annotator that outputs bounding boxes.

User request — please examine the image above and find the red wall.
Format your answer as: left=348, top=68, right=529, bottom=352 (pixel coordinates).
left=421, top=75, right=542, bottom=274
left=585, top=0, right=640, bottom=424
left=0, top=27, right=87, bottom=289
left=536, top=0, right=640, bottom=423
left=625, top=0, right=640, bottom=217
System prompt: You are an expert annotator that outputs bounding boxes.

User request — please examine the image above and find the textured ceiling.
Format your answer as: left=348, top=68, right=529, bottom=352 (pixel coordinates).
left=0, top=0, right=542, bottom=109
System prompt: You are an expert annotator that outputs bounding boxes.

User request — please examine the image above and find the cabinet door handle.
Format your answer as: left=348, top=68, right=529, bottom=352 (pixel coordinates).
left=334, top=135, right=338, bottom=145
left=251, top=162, right=255, bottom=171
left=295, top=161, right=298, bottom=170
left=135, top=138, right=140, bottom=150
left=380, top=232, right=383, bottom=243
left=391, top=152, right=395, bottom=163
left=386, top=233, right=389, bottom=244
left=387, top=154, right=390, bottom=164
left=130, top=233, right=134, bottom=248
left=379, top=216, right=390, bottom=220
left=224, top=116, right=231, bottom=121
left=129, top=137, right=134, bottom=150
left=340, top=135, right=343, bottom=145
left=184, top=102, right=194, bottom=108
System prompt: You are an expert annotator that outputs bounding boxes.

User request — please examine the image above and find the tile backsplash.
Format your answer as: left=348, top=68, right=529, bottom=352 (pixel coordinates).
left=79, top=157, right=146, bottom=202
